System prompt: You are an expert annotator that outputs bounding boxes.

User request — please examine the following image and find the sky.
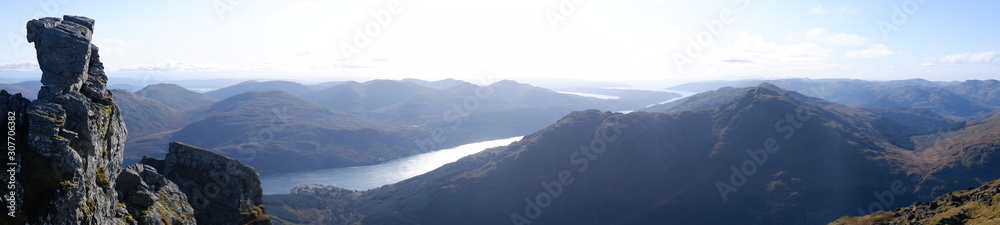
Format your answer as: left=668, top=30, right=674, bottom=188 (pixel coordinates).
left=1, top=0, right=998, bottom=86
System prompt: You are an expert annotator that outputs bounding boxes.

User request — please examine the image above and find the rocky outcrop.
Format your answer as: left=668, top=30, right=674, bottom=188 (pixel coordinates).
left=142, top=142, right=271, bottom=225
left=0, top=15, right=271, bottom=225
left=115, top=164, right=196, bottom=225
left=830, top=179, right=1000, bottom=225
left=22, top=15, right=130, bottom=225
left=0, top=90, right=30, bottom=222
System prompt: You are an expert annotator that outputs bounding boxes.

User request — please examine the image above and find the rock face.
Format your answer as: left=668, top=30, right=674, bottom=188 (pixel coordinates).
left=0, top=90, right=31, bottom=222
left=0, top=15, right=271, bottom=225
left=115, top=164, right=196, bottom=225
left=23, top=15, right=130, bottom=225
left=141, top=142, right=270, bottom=225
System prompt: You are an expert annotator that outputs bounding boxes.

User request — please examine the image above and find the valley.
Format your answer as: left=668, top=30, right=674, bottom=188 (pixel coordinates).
left=3, top=3, right=998, bottom=224
left=4, top=76, right=1000, bottom=224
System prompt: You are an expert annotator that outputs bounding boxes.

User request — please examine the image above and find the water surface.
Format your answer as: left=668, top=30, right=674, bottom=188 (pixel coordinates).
left=261, top=136, right=523, bottom=194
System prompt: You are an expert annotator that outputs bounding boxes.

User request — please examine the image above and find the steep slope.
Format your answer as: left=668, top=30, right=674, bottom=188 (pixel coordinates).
left=168, top=90, right=429, bottom=174
left=206, top=80, right=312, bottom=100
left=134, top=83, right=218, bottom=111
left=645, top=86, right=759, bottom=112
left=651, top=84, right=964, bottom=150
left=369, top=80, right=626, bottom=148
left=887, top=111, right=1000, bottom=196
left=266, top=87, right=957, bottom=224
left=947, top=79, right=1000, bottom=106
left=830, top=179, right=1000, bottom=225
left=111, top=89, right=186, bottom=136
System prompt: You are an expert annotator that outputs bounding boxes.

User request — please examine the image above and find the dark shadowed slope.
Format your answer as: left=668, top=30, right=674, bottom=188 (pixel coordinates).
left=268, top=86, right=989, bottom=224
left=165, top=90, right=431, bottom=174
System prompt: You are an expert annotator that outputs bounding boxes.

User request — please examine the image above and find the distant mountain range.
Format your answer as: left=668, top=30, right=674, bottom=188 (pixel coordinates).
left=650, top=78, right=1000, bottom=120
left=104, top=78, right=680, bottom=175
left=4, top=77, right=1000, bottom=223
left=263, top=84, right=1000, bottom=224
left=0, top=80, right=39, bottom=99
left=206, top=80, right=313, bottom=100
left=170, top=90, right=428, bottom=174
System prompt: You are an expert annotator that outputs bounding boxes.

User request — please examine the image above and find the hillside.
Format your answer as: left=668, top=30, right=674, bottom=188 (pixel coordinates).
left=662, top=79, right=1000, bottom=120
left=830, top=179, right=1000, bottom=225
left=402, top=78, right=470, bottom=89
left=134, top=83, right=218, bottom=110
left=302, top=79, right=434, bottom=113
left=206, top=80, right=313, bottom=100
left=0, top=81, right=39, bottom=99
left=886, top=111, right=1000, bottom=196
left=111, top=89, right=187, bottom=136
left=266, top=86, right=980, bottom=224
left=368, top=80, right=632, bottom=146
left=154, top=90, right=431, bottom=174
left=947, top=79, right=1000, bottom=106
left=645, top=85, right=762, bottom=112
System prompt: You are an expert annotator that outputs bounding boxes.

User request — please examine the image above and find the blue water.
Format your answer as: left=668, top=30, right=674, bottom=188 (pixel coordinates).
left=260, top=136, right=523, bottom=194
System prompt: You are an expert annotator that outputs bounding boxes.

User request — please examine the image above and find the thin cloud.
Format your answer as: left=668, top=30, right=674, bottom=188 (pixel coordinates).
left=939, top=51, right=1000, bottom=64
left=117, top=61, right=243, bottom=72
left=700, top=34, right=839, bottom=74
left=0, top=62, right=39, bottom=71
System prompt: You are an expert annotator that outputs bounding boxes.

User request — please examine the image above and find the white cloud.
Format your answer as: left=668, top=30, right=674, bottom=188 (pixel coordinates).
left=808, top=5, right=827, bottom=14
left=939, top=51, right=1000, bottom=64
left=116, top=61, right=243, bottom=72
left=0, top=62, right=39, bottom=71
left=845, top=44, right=893, bottom=58
left=804, top=28, right=870, bottom=46
left=700, top=34, right=838, bottom=73
left=92, top=38, right=129, bottom=56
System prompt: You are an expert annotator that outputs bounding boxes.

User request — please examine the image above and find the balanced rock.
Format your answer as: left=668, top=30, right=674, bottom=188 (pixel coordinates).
left=3, top=14, right=272, bottom=225
left=22, top=15, right=130, bottom=225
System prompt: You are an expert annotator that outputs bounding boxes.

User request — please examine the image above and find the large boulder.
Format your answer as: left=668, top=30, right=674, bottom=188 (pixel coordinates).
left=143, top=142, right=271, bottom=225
left=115, top=164, right=196, bottom=225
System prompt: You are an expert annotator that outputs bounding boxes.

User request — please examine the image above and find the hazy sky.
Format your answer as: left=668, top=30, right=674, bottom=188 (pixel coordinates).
left=1, top=0, right=998, bottom=84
